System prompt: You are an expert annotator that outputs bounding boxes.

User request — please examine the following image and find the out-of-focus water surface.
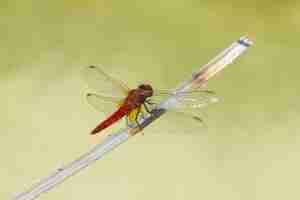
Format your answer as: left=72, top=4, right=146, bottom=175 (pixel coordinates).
left=1, top=0, right=300, bottom=199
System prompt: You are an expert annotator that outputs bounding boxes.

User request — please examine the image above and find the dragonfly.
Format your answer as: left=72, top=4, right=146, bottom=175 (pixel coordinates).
left=82, top=65, right=218, bottom=135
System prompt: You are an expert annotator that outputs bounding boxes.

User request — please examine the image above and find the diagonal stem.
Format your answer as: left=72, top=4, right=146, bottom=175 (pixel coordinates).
left=13, top=36, right=253, bottom=200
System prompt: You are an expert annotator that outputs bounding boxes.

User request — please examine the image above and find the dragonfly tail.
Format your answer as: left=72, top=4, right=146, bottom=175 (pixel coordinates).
left=90, top=106, right=130, bottom=135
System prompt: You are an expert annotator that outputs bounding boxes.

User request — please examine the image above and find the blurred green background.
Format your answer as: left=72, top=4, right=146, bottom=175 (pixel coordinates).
left=1, top=0, right=300, bottom=199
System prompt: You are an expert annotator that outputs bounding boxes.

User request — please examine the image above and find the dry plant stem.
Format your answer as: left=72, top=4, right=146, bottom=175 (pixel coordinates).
left=13, top=36, right=253, bottom=200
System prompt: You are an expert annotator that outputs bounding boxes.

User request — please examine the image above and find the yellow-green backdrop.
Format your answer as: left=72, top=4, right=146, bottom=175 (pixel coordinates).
left=1, top=0, right=300, bottom=199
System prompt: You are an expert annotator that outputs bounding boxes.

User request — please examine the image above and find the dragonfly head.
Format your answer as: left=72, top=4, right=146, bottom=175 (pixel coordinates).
left=138, top=84, right=153, bottom=98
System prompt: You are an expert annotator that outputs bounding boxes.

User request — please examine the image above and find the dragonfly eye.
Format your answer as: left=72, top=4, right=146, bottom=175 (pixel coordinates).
left=138, top=84, right=152, bottom=91
left=138, top=84, right=153, bottom=97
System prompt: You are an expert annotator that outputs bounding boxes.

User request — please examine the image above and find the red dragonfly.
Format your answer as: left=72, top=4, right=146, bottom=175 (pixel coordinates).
left=82, top=65, right=218, bottom=135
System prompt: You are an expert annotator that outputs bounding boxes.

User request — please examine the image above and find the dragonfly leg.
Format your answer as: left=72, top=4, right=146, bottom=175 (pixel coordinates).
left=125, top=116, right=131, bottom=127
left=135, top=107, right=144, bottom=134
left=145, top=99, right=155, bottom=105
left=143, top=102, right=153, bottom=114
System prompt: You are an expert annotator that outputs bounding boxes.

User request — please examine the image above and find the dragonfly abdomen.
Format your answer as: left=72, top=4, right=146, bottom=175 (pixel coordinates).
left=90, top=105, right=131, bottom=135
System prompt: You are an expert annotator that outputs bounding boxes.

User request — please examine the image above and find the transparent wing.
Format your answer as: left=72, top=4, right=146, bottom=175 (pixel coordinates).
left=86, top=93, right=124, bottom=115
left=172, top=90, right=218, bottom=110
left=82, top=65, right=130, bottom=98
left=149, top=89, right=219, bottom=121
left=151, top=89, right=218, bottom=109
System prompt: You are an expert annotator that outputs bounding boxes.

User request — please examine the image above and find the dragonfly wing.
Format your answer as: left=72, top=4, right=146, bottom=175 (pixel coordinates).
left=82, top=65, right=130, bottom=98
left=150, top=89, right=219, bottom=121
left=151, top=89, right=218, bottom=108
left=86, top=93, right=124, bottom=115
left=173, top=90, right=219, bottom=110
